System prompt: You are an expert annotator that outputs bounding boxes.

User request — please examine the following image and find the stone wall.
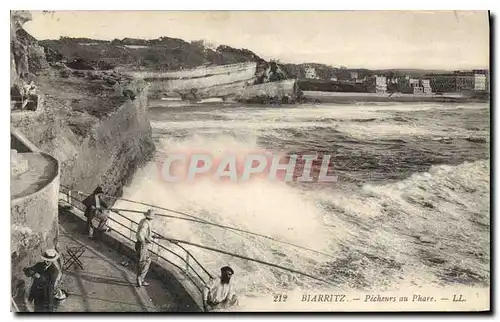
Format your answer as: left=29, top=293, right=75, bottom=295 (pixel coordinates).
left=127, top=62, right=256, bottom=80
left=11, top=151, right=60, bottom=311
left=148, top=67, right=256, bottom=97
left=236, top=79, right=298, bottom=100
left=59, top=86, right=154, bottom=197
left=13, top=81, right=154, bottom=199
left=127, top=62, right=257, bottom=98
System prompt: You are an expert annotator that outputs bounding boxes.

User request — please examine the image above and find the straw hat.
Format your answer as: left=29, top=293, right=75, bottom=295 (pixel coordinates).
left=145, top=209, right=156, bottom=219
left=41, top=249, right=59, bottom=262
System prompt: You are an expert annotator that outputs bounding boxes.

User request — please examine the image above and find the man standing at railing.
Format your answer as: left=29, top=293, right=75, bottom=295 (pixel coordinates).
left=82, top=186, right=108, bottom=238
left=203, top=266, right=238, bottom=311
left=135, top=209, right=156, bottom=287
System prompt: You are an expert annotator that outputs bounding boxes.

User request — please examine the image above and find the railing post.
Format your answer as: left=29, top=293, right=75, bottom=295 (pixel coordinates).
left=184, top=253, right=190, bottom=279
left=129, top=215, right=135, bottom=241
left=67, top=190, right=73, bottom=210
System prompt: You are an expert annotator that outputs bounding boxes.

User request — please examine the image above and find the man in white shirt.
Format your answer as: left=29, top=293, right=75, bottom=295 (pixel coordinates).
left=203, top=266, right=238, bottom=311
left=135, top=209, right=155, bottom=287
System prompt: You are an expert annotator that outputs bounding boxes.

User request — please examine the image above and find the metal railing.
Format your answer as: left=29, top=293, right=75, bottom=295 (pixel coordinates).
left=58, top=185, right=339, bottom=291
left=11, top=297, right=20, bottom=312
left=58, top=186, right=213, bottom=299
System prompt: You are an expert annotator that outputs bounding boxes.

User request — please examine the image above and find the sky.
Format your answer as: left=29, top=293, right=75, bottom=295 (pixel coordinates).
left=23, top=11, right=490, bottom=70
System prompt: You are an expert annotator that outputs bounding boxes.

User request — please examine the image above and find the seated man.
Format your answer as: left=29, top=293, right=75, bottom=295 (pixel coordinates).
left=203, top=266, right=238, bottom=312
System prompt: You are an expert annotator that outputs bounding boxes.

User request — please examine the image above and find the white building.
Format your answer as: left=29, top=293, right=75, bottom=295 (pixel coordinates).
left=305, top=67, right=319, bottom=79
left=474, top=74, right=487, bottom=91
left=413, top=86, right=424, bottom=95
left=409, top=78, right=420, bottom=88
left=367, top=75, right=387, bottom=93
left=420, top=79, right=432, bottom=94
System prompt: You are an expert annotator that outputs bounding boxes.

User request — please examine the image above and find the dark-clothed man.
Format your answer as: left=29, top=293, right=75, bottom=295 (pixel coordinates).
left=24, top=249, right=62, bottom=312
left=135, top=209, right=155, bottom=287
left=203, top=266, right=238, bottom=311
left=82, top=186, right=108, bottom=238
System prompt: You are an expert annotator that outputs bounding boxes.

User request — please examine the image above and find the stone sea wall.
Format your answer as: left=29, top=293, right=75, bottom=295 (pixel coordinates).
left=11, top=146, right=60, bottom=310
left=128, top=62, right=256, bottom=80
left=60, top=83, right=155, bottom=197
left=125, top=62, right=258, bottom=98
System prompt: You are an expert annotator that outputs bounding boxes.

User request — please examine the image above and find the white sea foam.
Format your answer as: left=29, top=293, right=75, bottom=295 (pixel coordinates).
left=114, top=102, right=489, bottom=310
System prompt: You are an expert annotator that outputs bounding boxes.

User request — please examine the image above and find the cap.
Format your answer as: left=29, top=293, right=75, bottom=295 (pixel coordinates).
left=221, top=266, right=234, bottom=275
left=145, top=209, right=156, bottom=219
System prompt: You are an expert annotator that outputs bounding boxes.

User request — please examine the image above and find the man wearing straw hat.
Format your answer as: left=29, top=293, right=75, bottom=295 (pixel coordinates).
left=24, top=249, right=62, bottom=312
left=135, top=209, right=156, bottom=287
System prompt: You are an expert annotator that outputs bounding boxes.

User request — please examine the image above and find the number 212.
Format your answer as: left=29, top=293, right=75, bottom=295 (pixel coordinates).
left=273, top=294, right=288, bottom=302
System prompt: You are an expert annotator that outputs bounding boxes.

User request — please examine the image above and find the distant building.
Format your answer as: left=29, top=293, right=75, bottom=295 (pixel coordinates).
left=456, top=74, right=475, bottom=92
left=472, top=69, right=489, bottom=90
left=413, top=86, right=424, bottom=95
left=429, top=74, right=457, bottom=93
left=428, top=71, right=483, bottom=93
left=420, top=79, right=432, bottom=94
left=409, top=78, right=420, bottom=88
left=395, top=76, right=412, bottom=93
left=366, top=75, right=387, bottom=93
left=191, top=39, right=217, bottom=51
left=350, top=71, right=359, bottom=80
left=474, top=74, right=487, bottom=91
left=472, top=69, right=488, bottom=74
left=305, top=67, right=319, bottom=79
left=330, top=76, right=338, bottom=81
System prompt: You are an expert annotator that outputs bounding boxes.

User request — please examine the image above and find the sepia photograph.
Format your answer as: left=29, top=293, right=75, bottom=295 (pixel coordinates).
left=9, top=10, right=490, bottom=313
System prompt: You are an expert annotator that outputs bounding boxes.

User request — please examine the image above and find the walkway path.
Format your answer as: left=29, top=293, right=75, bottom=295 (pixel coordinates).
left=56, top=209, right=200, bottom=312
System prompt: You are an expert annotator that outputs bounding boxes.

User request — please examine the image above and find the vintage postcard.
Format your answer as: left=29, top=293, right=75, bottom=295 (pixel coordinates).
left=10, top=10, right=490, bottom=313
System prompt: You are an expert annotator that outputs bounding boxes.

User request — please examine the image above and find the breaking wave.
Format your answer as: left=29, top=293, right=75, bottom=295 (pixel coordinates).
left=116, top=101, right=489, bottom=310
left=116, top=135, right=489, bottom=310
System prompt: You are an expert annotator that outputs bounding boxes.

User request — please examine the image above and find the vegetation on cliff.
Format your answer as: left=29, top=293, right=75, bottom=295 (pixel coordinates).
left=40, top=37, right=264, bottom=71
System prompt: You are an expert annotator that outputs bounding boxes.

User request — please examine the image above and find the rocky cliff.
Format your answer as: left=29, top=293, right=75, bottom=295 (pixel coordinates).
left=12, top=76, right=155, bottom=198
left=10, top=13, right=155, bottom=310
left=11, top=11, right=155, bottom=203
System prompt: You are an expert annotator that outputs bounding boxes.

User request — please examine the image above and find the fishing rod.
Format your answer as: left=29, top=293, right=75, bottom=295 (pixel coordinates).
left=61, top=186, right=346, bottom=288
left=113, top=197, right=213, bottom=223
left=63, top=185, right=336, bottom=260
left=107, top=196, right=263, bottom=245
left=108, top=207, right=336, bottom=260
left=64, top=185, right=298, bottom=257
left=64, top=186, right=212, bottom=224
left=153, top=235, right=339, bottom=288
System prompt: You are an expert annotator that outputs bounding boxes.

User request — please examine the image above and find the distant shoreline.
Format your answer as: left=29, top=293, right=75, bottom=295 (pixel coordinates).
left=302, top=91, right=489, bottom=104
